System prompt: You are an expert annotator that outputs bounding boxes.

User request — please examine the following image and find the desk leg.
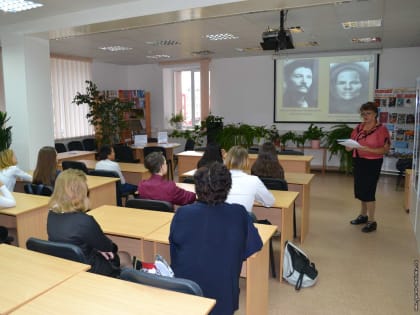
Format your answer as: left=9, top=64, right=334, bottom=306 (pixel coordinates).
left=300, top=183, right=310, bottom=244
left=106, top=234, right=142, bottom=258
left=15, top=206, right=49, bottom=247
left=246, top=241, right=269, bottom=315
left=279, top=205, right=294, bottom=282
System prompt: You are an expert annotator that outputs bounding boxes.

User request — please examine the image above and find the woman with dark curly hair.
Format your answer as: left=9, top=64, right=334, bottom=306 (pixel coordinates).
left=251, top=142, right=284, bottom=179
left=169, top=162, right=262, bottom=315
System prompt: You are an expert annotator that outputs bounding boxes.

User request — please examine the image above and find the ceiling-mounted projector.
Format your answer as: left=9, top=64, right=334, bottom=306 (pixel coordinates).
left=260, top=29, right=294, bottom=51
left=260, top=10, right=294, bottom=51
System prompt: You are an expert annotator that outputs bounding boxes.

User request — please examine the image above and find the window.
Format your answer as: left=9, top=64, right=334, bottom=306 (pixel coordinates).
left=50, top=56, right=94, bottom=139
left=162, top=59, right=210, bottom=129
left=174, top=69, right=201, bottom=127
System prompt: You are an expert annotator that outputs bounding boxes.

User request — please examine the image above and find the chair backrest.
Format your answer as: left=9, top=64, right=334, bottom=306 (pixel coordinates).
left=55, top=143, right=67, bottom=153
left=143, top=146, right=167, bottom=159
left=67, top=141, right=84, bottom=151
left=278, top=150, right=304, bottom=156
left=184, top=139, right=195, bottom=151
left=259, top=177, right=288, bottom=191
left=114, top=144, right=139, bottom=163
left=82, top=138, right=96, bottom=151
left=24, top=183, right=53, bottom=196
left=62, top=161, right=89, bottom=174
left=26, top=237, right=88, bottom=264
left=182, top=177, right=195, bottom=184
left=125, top=198, right=173, bottom=212
left=88, top=170, right=123, bottom=206
left=120, top=269, right=203, bottom=296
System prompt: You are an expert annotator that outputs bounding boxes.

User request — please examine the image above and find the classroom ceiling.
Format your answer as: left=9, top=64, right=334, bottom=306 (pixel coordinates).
left=1, top=0, right=420, bottom=65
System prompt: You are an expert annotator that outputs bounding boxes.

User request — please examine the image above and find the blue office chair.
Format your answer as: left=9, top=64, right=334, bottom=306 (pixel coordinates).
left=26, top=237, right=88, bottom=264
left=24, top=183, right=53, bottom=196
left=120, top=269, right=203, bottom=296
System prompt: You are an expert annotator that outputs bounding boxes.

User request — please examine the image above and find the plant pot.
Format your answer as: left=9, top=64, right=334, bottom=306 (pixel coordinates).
left=311, top=139, right=321, bottom=149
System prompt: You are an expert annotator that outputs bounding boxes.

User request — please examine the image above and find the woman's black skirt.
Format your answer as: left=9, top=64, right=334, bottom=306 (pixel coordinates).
left=353, top=157, right=383, bottom=202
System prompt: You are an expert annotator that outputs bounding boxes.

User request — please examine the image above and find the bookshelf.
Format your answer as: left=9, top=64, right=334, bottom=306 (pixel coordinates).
left=102, top=90, right=151, bottom=142
left=375, top=88, right=416, bottom=158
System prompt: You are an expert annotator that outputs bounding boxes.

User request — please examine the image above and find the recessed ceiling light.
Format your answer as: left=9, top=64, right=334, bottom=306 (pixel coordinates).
left=352, top=37, right=381, bottom=43
left=289, top=26, right=304, bottom=33
left=98, top=46, right=133, bottom=52
left=0, top=0, right=43, bottom=12
left=205, top=33, right=239, bottom=41
left=342, top=19, right=382, bottom=29
left=145, top=40, right=180, bottom=46
left=191, top=50, right=215, bottom=56
left=146, top=54, right=171, bottom=59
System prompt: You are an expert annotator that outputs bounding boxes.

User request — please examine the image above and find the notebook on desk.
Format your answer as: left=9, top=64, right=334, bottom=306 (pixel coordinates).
left=134, top=135, right=148, bottom=146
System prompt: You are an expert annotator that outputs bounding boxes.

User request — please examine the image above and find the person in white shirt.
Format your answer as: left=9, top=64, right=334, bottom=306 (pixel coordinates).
left=0, top=180, right=16, bottom=208
left=95, top=145, right=138, bottom=195
left=0, top=149, right=32, bottom=191
left=225, top=146, right=275, bottom=213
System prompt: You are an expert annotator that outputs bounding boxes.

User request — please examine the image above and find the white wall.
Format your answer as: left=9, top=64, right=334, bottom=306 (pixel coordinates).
left=92, top=61, right=129, bottom=90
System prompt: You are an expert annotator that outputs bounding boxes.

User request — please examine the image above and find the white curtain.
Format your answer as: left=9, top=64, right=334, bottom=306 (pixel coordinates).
left=50, top=56, right=94, bottom=139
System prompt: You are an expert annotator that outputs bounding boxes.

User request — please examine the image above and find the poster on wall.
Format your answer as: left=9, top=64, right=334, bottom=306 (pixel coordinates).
left=274, top=54, right=378, bottom=123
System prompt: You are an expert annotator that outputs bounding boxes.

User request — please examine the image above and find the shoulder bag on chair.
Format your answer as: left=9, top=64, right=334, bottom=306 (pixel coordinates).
left=283, top=241, right=318, bottom=290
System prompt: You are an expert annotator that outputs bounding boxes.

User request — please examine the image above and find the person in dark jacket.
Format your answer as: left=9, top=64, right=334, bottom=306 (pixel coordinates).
left=170, top=162, right=262, bottom=315
left=47, top=169, right=132, bottom=277
left=197, top=142, right=224, bottom=168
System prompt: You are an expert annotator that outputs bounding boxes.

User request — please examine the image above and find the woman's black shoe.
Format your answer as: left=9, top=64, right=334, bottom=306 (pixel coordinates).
left=362, top=221, right=377, bottom=233
left=350, top=215, right=368, bottom=225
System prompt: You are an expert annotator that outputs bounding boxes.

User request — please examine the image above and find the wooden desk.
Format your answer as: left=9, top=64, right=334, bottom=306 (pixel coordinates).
left=143, top=222, right=276, bottom=315
left=77, top=159, right=150, bottom=184
left=86, top=175, right=119, bottom=209
left=88, top=205, right=173, bottom=258
left=11, top=271, right=215, bottom=315
left=176, top=150, right=313, bottom=175
left=405, top=169, right=412, bottom=212
left=131, top=142, right=180, bottom=163
left=0, top=244, right=89, bottom=314
left=177, top=171, right=315, bottom=243
left=0, top=193, right=50, bottom=247
left=57, top=151, right=96, bottom=165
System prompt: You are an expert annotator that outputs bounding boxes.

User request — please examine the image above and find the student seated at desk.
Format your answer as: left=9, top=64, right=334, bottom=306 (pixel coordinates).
left=197, top=142, right=224, bottom=168
left=0, top=180, right=16, bottom=244
left=33, top=146, right=60, bottom=188
left=95, top=145, right=137, bottom=195
left=0, top=149, right=32, bottom=191
left=225, top=146, right=274, bottom=213
left=251, top=142, right=285, bottom=179
left=138, top=152, right=196, bottom=206
left=170, top=162, right=262, bottom=315
left=47, top=169, right=132, bottom=277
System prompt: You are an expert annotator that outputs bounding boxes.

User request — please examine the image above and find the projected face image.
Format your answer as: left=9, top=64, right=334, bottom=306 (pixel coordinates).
left=289, top=67, right=313, bottom=93
left=335, top=70, right=362, bottom=100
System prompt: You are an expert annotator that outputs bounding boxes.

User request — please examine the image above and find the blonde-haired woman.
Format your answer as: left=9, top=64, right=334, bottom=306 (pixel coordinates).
left=225, top=145, right=274, bottom=213
left=0, top=149, right=32, bottom=191
left=47, top=169, right=132, bottom=277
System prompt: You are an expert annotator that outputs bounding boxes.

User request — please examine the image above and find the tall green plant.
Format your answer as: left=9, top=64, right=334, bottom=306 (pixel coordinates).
left=0, top=112, right=12, bottom=151
left=217, top=123, right=265, bottom=150
left=325, top=124, right=353, bottom=174
left=73, top=81, right=134, bottom=146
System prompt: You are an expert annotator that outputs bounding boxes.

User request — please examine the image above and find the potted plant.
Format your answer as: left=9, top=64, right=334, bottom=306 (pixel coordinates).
left=169, top=125, right=205, bottom=147
left=202, top=114, right=224, bottom=144
left=279, top=131, right=296, bottom=150
left=169, top=111, right=184, bottom=129
left=303, top=123, right=326, bottom=149
left=266, top=125, right=281, bottom=147
left=73, top=81, right=134, bottom=147
left=325, top=123, right=353, bottom=174
left=0, top=112, right=12, bottom=151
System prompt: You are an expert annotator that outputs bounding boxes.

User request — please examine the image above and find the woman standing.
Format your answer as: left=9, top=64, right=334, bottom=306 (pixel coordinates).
left=347, top=102, right=390, bottom=233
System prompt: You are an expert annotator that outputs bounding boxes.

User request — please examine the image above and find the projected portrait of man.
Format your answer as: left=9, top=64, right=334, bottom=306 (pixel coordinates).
left=329, top=62, right=369, bottom=114
left=283, top=59, right=318, bottom=108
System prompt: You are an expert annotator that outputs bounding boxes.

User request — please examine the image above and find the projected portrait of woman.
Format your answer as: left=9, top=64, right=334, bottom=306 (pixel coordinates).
left=282, top=59, right=318, bottom=108
left=329, top=62, right=369, bottom=114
